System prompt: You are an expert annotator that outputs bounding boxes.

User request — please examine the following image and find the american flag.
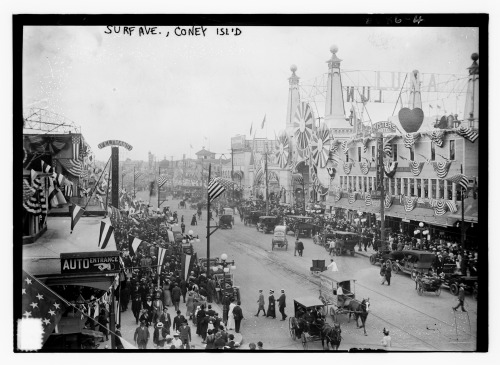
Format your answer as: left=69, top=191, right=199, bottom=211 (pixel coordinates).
left=456, top=126, right=478, bottom=143
left=21, top=270, right=68, bottom=347
left=72, top=135, right=80, bottom=160
left=58, top=159, right=83, bottom=178
left=108, top=205, right=122, bottom=227
left=446, top=174, right=469, bottom=191
left=134, top=172, right=143, bottom=181
left=157, top=174, right=168, bottom=188
left=208, top=177, right=234, bottom=202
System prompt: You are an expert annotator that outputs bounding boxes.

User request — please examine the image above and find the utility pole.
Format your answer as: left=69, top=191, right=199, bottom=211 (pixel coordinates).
left=158, top=166, right=161, bottom=210
left=374, top=132, right=386, bottom=248
left=231, top=147, right=234, bottom=201
left=206, top=163, right=211, bottom=279
left=461, top=164, right=465, bottom=248
left=265, top=141, right=269, bottom=215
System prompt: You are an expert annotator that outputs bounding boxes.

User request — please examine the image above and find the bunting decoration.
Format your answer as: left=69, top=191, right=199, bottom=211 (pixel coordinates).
left=311, top=125, right=333, bottom=168
left=40, top=161, right=53, bottom=174
left=430, top=130, right=445, bottom=147
left=128, top=235, right=143, bottom=256
left=404, top=133, right=420, bottom=148
left=348, top=192, right=356, bottom=204
left=58, top=159, right=83, bottom=177
left=334, top=189, right=341, bottom=202
left=383, top=136, right=396, bottom=157
left=361, top=138, right=369, bottom=153
left=402, top=195, right=418, bottom=212
left=21, top=270, right=69, bottom=347
left=293, top=102, right=314, bottom=150
left=275, top=131, right=290, bottom=168
left=26, top=135, right=67, bottom=154
left=70, top=204, right=85, bottom=233
left=343, top=162, right=354, bottom=175
left=455, top=126, right=478, bottom=143
left=72, top=135, right=81, bottom=159
left=134, top=172, right=143, bottom=181
left=431, top=161, right=452, bottom=178
left=445, top=174, right=469, bottom=191
left=359, top=160, right=370, bottom=175
left=409, top=161, right=425, bottom=176
left=108, top=205, right=122, bottom=227
left=365, top=193, right=372, bottom=206
left=341, top=140, right=351, bottom=155
left=98, top=221, right=115, bottom=249
left=384, top=161, right=398, bottom=178
left=157, top=247, right=167, bottom=275
left=157, top=175, right=168, bottom=188
left=181, top=254, right=194, bottom=281
left=384, top=194, right=393, bottom=209
left=429, top=198, right=447, bottom=216
left=446, top=200, right=458, bottom=213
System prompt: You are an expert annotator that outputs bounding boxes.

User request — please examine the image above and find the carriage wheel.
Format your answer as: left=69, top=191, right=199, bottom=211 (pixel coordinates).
left=417, top=284, right=423, bottom=296
left=449, top=283, right=459, bottom=296
left=289, top=317, right=296, bottom=340
left=369, top=255, right=376, bottom=265
left=435, top=287, right=441, bottom=296
left=301, top=333, right=308, bottom=350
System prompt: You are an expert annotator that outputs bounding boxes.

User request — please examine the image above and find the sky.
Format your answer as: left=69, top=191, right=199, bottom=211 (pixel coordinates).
left=22, top=25, right=478, bottom=162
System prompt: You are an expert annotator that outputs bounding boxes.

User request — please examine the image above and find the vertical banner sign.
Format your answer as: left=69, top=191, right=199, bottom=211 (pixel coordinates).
left=376, top=136, right=384, bottom=191
left=112, top=147, right=119, bottom=208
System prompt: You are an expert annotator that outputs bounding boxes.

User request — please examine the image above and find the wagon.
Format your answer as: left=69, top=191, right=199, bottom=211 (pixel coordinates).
left=327, top=231, right=359, bottom=256
left=272, top=225, right=288, bottom=251
left=289, top=296, right=329, bottom=349
left=219, top=214, right=233, bottom=229
left=318, top=275, right=357, bottom=322
left=416, top=276, right=442, bottom=296
left=257, top=216, right=278, bottom=233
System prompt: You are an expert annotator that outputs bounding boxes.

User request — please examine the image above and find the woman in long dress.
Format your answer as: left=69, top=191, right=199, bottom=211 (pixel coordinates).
left=163, top=281, right=173, bottom=307
left=186, top=291, right=195, bottom=320
left=226, top=300, right=236, bottom=330
left=266, top=290, right=276, bottom=318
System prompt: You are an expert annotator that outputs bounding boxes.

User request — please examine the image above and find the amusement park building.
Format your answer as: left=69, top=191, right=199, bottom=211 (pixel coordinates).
left=234, top=46, right=480, bottom=242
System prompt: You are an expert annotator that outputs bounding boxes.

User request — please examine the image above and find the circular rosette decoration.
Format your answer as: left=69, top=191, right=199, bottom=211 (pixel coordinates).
left=293, top=102, right=314, bottom=151
left=274, top=131, right=290, bottom=169
left=311, top=125, right=333, bottom=168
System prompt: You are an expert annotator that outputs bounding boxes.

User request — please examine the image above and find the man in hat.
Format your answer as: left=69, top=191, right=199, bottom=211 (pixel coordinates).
left=159, top=307, right=172, bottom=335
left=179, top=319, right=192, bottom=349
left=277, top=289, right=287, bottom=321
left=172, top=331, right=183, bottom=348
left=132, top=293, right=143, bottom=324
left=266, top=290, right=276, bottom=319
left=153, top=322, right=164, bottom=348
left=173, top=310, right=185, bottom=332
left=232, top=301, right=244, bottom=333
left=452, top=284, right=467, bottom=312
left=255, top=289, right=266, bottom=317
left=171, top=283, right=182, bottom=312
left=134, top=320, right=150, bottom=349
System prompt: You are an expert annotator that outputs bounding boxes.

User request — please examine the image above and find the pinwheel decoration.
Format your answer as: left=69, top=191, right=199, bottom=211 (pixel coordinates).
left=274, top=131, right=290, bottom=169
left=311, top=125, right=333, bottom=168
left=293, top=102, right=314, bottom=151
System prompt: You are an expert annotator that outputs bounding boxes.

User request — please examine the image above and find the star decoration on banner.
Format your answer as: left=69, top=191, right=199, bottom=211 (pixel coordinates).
left=48, top=309, right=55, bottom=316
left=23, top=311, right=32, bottom=318
left=53, top=303, right=60, bottom=309
left=22, top=289, right=26, bottom=295
left=42, top=318, right=51, bottom=326
left=30, top=302, right=39, bottom=309
left=36, top=294, right=44, bottom=300
left=25, top=278, right=32, bottom=285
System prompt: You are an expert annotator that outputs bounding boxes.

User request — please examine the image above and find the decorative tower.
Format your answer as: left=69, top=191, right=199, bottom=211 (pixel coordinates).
left=285, top=64, right=301, bottom=137
left=408, top=70, right=422, bottom=109
left=463, top=53, right=479, bottom=129
left=324, top=45, right=351, bottom=136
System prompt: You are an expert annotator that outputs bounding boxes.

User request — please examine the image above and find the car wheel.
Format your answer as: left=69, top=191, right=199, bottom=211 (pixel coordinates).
left=450, top=283, right=459, bottom=296
left=369, top=255, right=376, bottom=265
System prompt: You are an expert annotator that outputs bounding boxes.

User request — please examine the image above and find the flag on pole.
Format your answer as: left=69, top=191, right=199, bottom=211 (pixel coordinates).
left=181, top=253, right=193, bottom=281
left=128, top=235, right=143, bottom=256
left=107, top=205, right=122, bottom=226
left=72, top=135, right=80, bottom=160
left=445, top=174, right=469, bottom=191
left=250, top=122, right=253, bottom=136
left=208, top=177, right=235, bottom=202
left=98, top=221, right=115, bottom=249
left=157, top=247, right=167, bottom=274
left=70, top=204, right=85, bottom=233
left=20, top=270, right=69, bottom=348
left=261, top=114, right=266, bottom=129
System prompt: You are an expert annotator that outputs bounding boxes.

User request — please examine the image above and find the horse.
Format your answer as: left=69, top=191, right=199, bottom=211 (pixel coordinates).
left=321, top=322, right=342, bottom=350
left=347, top=298, right=370, bottom=336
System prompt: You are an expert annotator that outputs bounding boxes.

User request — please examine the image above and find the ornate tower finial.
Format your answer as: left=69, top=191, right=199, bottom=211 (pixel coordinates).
left=327, top=44, right=342, bottom=69
left=468, top=53, right=479, bottom=75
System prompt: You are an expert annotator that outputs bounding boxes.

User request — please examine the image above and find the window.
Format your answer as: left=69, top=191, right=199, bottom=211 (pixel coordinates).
left=430, top=141, right=436, bottom=161
left=358, top=147, right=362, bottom=162
left=449, top=140, right=455, bottom=160
left=371, top=146, right=376, bottom=162
left=409, top=146, right=415, bottom=161
left=392, top=144, right=398, bottom=161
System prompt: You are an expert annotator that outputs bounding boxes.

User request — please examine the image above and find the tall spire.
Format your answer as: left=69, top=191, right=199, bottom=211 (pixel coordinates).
left=463, top=53, right=479, bottom=128
left=286, top=64, right=301, bottom=134
left=408, top=70, right=422, bottom=109
left=324, top=45, right=350, bottom=136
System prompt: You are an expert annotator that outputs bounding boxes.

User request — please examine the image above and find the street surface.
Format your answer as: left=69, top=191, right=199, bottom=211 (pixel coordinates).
left=138, top=194, right=477, bottom=351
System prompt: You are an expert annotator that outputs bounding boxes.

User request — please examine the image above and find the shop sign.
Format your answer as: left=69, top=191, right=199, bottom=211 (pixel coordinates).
left=61, top=251, right=121, bottom=274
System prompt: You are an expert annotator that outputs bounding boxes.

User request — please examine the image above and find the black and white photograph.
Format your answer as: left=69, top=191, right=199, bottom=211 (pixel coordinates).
left=13, top=11, right=488, bottom=354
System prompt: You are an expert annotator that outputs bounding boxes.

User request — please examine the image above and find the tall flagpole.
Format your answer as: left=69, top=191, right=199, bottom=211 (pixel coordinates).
left=461, top=164, right=465, bottom=248
left=265, top=141, right=269, bottom=215
left=206, top=163, right=211, bottom=279
left=158, top=166, right=161, bottom=210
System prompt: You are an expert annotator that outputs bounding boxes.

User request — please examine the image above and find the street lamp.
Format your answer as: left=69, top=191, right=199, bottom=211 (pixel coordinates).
left=219, top=253, right=236, bottom=324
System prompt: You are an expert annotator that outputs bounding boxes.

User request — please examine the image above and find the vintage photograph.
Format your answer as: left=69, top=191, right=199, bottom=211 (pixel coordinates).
left=15, top=15, right=486, bottom=352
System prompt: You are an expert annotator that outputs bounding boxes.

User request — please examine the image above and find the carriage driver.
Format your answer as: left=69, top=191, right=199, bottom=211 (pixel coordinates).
left=337, top=283, right=346, bottom=308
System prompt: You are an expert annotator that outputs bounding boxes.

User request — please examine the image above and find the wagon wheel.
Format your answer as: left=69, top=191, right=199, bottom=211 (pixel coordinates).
left=369, top=255, right=376, bottom=265
left=301, top=333, right=308, bottom=350
left=435, top=287, right=441, bottom=296
left=449, top=283, right=459, bottom=296
left=417, top=284, right=424, bottom=296
left=289, top=317, right=296, bottom=340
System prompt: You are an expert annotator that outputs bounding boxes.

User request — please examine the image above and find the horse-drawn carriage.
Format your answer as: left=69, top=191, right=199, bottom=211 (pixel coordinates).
left=289, top=296, right=342, bottom=350
left=271, top=225, right=288, bottom=251
left=318, top=275, right=370, bottom=336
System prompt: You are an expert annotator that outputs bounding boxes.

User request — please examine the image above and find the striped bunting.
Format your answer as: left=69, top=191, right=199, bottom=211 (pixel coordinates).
left=64, top=183, right=73, bottom=198
left=445, top=174, right=469, bottom=191
left=157, top=247, right=167, bottom=275
left=365, top=193, right=372, bottom=206
left=446, top=200, right=458, bottom=213
left=70, top=204, right=85, bottom=233
left=59, top=158, right=83, bottom=177
left=402, top=195, right=418, bottom=212
left=41, top=160, right=53, bottom=173
left=360, top=161, right=370, bottom=175
left=348, top=192, right=356, bottom=204
left=98, top=221, right=115, bottom=249
left=72, top=135, right=81, bottom=160
left=384, top=161, right=398, bottom=178
left=341, top=140, right=351, bottom=155
left=384, top=194, right=393, bottom=209
left=409, top=161, right=425, bottom=176
left=334, top=188, right=341, bottom=202
left=429, top=198, right=447, bottom=216
left=430, top=130, right=445, bottom=147
left=343, top=162, right=354, bottom=175
left=157, top=174, right=168, bottom=188
left=95, top=183, right=106, bottom=196
left=383, top=136, right=396, bottom=157
left=80, top=169, right=89, bottom=179
left=404, top=133, right=420, bottom=148
left=431, top=161, right=452, bottom=178
left=208, top=177, right=234, bottom=202
left=128, top=235, right=143, bottom=256
left=134, top=172, right=143, bottom=180
left=456, top=126, right=478, bottom=143
left=362, top=138, right=369, bottom=153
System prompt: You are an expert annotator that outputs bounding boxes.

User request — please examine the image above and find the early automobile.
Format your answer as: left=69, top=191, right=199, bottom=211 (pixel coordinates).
left=272, top=225, right=288, bottom=250
left=219, top=214, right=233, bottom=229
left=257, top=216, right=278, bottom=233
left=325, top=231, right=359, bottom=256
left=379, top=250, right=437, bottom=279
left=243, top=210, right=264, bottom=226
left=286, top=216, right=316, bottom=238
